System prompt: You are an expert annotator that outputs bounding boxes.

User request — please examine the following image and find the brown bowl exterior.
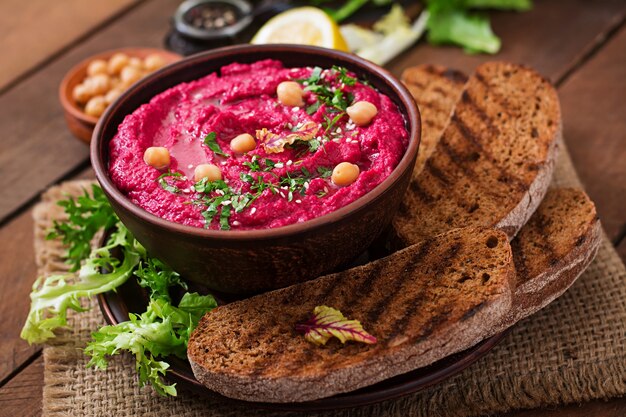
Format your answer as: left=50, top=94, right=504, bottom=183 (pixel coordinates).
left=91, top=44, right=420, bottom=294
left=59, top=47, right=181, bottom=143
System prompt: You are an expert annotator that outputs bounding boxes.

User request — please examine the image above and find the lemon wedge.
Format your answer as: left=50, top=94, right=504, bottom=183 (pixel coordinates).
left=251, top=7, right=349, bottom=51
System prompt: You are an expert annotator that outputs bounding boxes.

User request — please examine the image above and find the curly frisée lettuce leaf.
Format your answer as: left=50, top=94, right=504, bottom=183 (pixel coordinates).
left=85, top=295, right=217, bottom=396
left=20, top=224, right=141, bottom=344
left=296, top=306, right=377, bottom=346
left=47, top=184, right=118, bottom=271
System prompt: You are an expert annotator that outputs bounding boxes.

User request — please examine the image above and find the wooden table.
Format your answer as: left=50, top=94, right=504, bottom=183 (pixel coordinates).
left=0, top=1, right=624, bottom=416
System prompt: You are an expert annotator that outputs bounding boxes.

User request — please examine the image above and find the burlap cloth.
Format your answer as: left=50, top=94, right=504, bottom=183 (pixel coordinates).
left=34, top=138, right=626, bottom=417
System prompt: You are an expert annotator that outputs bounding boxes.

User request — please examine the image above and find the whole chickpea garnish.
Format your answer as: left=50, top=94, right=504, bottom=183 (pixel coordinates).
left=194, top=164, right=222, bottom=182
left=346, top=101, right=378, bottom=126
left=276, top=81, right=304, bottom=107
left=332, top=162, right=360, bottom=186
left=230, top=133, right=256, bottom=154
left=143, top=147, right=170, bottom=169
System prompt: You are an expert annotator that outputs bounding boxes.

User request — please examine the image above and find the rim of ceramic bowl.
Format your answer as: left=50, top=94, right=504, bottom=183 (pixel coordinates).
left=59, top=47, right=182, bottom=126
left=91, top=44, right=421, bottom=241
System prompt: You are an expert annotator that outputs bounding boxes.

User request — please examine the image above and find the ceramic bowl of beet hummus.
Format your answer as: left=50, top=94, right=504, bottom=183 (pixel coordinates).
left=91, top=44, right=420, bottom=294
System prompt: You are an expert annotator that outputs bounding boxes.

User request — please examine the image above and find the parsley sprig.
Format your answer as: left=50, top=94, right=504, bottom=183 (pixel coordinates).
left=203, top=132, right=228, bottom=157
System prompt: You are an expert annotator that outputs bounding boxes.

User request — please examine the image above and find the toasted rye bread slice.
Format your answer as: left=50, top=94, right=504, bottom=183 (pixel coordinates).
left=188, top=227, right=513, bottom=403
left=493, top=187, right=601, bottom=331
left=401, top=65, right=467, bottom=175
left=394, top=62, right=561, bottom=244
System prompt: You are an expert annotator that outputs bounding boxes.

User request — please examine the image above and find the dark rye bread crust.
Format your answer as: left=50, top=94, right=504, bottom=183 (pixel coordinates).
left=401, top=65, right=467, bottom=175
left=188, top=228, right=514, bottom=402
left=394, top=62, right=561, bottom=244
left=492, top=187, right=601, bottom=332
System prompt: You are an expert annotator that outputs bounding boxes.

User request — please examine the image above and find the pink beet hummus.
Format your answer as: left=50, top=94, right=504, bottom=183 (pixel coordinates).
left=108, top=59, right=408, bottom=230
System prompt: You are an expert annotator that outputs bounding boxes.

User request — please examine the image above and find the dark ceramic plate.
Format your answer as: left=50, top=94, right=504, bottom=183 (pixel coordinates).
left=97, top=268, right=506, bottom=411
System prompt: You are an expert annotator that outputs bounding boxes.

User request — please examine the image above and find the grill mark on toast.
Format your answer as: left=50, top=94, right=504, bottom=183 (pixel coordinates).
left=438, top=140, right=504, bottom=200
left=340, top=261, right=386, bottom=310
left=408, top=180, right=435, bottom=204
left=474, top=71, right=516, bottom=115
left=425, top=158, right=450, bottom=185
left=365, top=239, right=436, bottom=325
left=450, top=113, right=528, bottom=191
left=460, top=300, right=487, bottom=321
left=373, top=242, right=461, bottom=336
left=529, top=212, right=559, bottom=267
left=442, top=69, right=469, bottom=84
left=460, top=90, right=499, bottom=137
left=414, top=304, right=455, bottom=343
left=511, top=236, right=529, bottom=287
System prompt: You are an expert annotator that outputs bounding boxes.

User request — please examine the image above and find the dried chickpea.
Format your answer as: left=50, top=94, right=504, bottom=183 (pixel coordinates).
left=72, top=83, right=92, bottom=104
left=107, top=53, right=129, bottom=75
left=120, top=66, right=143, bottom=86
left=84, top=73, right=110, bottom=96
left=86, top=59, right=108, bottom=76
left=84, top=96, right=107, bottom=117
left=331, top=162, right=360, bottom=187
left=105, top=88, right=123, bottom=105
left=230, top=133, right=256, bottom=154
left=346, top=101, right=378, bottom=126
left=128, top=57, right=144, bottom=69
left=143, top=147, right=170, bottom=169
left=144, top=54, right=166, bottom=72
left=194, top=164, right=222, bottom=182
left=276, top=81, right=304, bottom=107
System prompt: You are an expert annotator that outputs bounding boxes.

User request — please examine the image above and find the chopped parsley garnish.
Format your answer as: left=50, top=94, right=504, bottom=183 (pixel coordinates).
left=242, top=156, right=276, bottom=172
left=332, top=65, right=358, bottom=86
left=298, top=66, right=354, bottom=113
left=203, top=132, right=228, bottom=157
left=157, top=171, right=184, bottom=193
left=317, top=166, right=332, bottom=178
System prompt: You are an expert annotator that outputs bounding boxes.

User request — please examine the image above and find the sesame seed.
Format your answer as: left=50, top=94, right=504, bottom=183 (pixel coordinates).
left=292, top=107, right=299, bottom=112
left=324, top=187, right=329, bottom=193
left=279, top=192, right=286, bottom=198
left=275, top=162, right=284, bottom=168
left=221, top=161, right=227, bottom=165
left=304, top=182, right=310, bottom=189
left=221, top=200, right=232, bottom=206
left=250, top=207, right=257, bottom=215
left=281, top=186, right=288, bottom=190
left=295, top=199, right=302, bottom=204
left=182, top=188, right=190, bottom=193
left=232, top=220, right=241, bottom=226
left=216, top=190, right=225, bottom=196
left=286, top=160, right=293, bottom=166
left=187, top=164, right=194, bottom=169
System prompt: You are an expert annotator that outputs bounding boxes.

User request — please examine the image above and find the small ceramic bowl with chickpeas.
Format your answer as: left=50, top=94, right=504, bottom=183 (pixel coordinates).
left=59, top=48, right=181, bottom=143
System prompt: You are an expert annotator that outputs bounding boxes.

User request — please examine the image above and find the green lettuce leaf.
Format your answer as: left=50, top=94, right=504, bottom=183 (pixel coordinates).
left=85, top=295, right=217, bottom=396
left=427, top=9, right=501, bottom=54
left=21, top=224, right=140, bottom=344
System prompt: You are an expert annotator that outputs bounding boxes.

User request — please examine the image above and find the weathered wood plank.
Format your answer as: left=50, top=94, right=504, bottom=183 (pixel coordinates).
left=0, top=168, right=93, bottom=384
left=0, top=0, right=181, bottom=224
left=558, top=26, right=626, bottom=243
left=0, top=208, right=40, bottom=382
left=0, top=0, right=138, bottom=91
left=0, top=357, right=43, bottom=417
left=387, top=0, right=626, bottom=83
